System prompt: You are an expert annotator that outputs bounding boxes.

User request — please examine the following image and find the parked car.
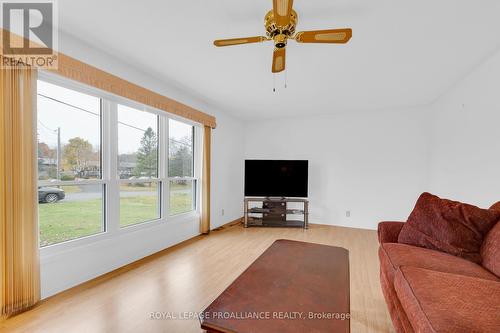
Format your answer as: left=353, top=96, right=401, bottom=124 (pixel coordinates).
left=38, top=187, right=65, bottom=203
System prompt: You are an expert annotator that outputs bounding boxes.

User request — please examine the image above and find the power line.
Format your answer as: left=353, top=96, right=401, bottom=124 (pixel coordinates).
left=38, top=93, right=193, bottom=148
left=118, top=121, right=149, bottom=133
left=38, top=126, right=57, bottom=139
left=38, top=93, right=100, bottom=117
left=37, top=119, right=57, bottom=133
left=169, top=137, right=192, bottom=146
left=39, top=93, right=149, bottom=133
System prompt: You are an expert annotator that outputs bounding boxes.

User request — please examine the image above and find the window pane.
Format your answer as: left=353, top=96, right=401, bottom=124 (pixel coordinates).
left=169, top=179, right=195, bottom=215
left=120, top=182, right=160, bottom=227
left=39, top=185, right=104, bottom=247
left=118, top=105, right=158, bottom=179
left=37, top=81, right=101, bottom=181
left=168, top=119, right=194, bottom=177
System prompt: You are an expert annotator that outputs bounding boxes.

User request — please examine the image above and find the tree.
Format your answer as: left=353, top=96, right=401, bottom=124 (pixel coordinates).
left=38, top=141, right=57, bottom=179
left=63, top=137, right=94, bottom=174
left=168, top=136, right=192, bottom=177
left=38, top=141, right=54, bottom=159
left=134, top=127, right=157, bottom=178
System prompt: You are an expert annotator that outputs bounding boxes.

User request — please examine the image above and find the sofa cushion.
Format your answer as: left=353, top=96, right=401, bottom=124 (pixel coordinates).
left=482, top=202, right=500, bottom=277
left=490, top=201, right=500, bottom=211
left=398, top=192, right=500, bottom=263
left=481, top=221, right=500, bottom=277
left=379, top=243, right=499, bottom=285
left=394, top=266, right=500, bottom=333
left=378, top=221, right=405, bottom=244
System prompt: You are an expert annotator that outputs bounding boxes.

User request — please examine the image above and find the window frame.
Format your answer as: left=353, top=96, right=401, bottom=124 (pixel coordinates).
left=167, top=119, right=198, bottom=216
left=37, top=76, right=107, bottom=247
left=116, top=102, right=161, bottom=228
left=37, top=71, right=202, bottom=252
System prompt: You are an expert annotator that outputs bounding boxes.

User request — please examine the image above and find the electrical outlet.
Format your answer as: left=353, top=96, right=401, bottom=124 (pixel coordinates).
left=221, top=209, right=225, bottom=216
left=346, top=211, right=351, bottom=218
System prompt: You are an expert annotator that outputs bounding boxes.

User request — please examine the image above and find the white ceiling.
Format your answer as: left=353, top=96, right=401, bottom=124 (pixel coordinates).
left=57, top=0, right=500, bottom=119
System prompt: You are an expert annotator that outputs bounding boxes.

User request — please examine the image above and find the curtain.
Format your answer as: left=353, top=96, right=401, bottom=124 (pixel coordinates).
left=200, top=126, right=211, bottom=234
left=0, top=58, right=40, bottom=319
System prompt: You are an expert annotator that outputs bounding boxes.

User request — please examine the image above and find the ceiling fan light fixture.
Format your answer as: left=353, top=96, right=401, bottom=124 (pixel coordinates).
left=274, top=34, right=287, bottom=48
left=213, top=0, right=352, bottom=72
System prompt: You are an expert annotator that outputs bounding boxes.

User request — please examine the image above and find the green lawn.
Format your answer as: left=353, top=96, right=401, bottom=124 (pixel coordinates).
left=39, top=198, right=103, bottom=247
left=39, top=190, right=193, bottom=247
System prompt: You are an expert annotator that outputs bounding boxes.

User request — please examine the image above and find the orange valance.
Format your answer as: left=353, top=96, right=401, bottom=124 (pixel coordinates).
left=1, top=29, right=216, bottom=128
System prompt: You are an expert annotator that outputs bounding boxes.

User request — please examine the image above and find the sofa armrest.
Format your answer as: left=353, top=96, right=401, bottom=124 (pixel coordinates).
left=378, top=221, right=405, bottom=244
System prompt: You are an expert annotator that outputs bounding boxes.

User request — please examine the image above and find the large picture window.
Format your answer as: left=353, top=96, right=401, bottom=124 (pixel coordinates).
left=37, top=77, right=200, bottom=248
left=37, top=80, right=104, bottom=247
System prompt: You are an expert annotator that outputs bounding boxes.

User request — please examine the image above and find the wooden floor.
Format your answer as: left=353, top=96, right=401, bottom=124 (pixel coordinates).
left=1, top=224, right=394, bottom=333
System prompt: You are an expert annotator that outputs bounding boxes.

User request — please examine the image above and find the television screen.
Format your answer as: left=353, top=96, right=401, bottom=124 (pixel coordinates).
left=245, top=160, right=308, bottom=197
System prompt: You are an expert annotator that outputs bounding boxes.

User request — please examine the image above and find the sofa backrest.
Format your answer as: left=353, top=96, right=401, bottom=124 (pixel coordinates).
left=480, top=202, right=500, bottom=277
left=491, top=201, right=500, bottom=211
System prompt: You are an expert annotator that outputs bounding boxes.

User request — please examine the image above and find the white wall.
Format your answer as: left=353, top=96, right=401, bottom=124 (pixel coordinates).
left=242, top=48, right=500, bottom=232
left=428, top=49, right=500, bottom=208
left=244, top=108, right=431, bottom=230
left=40, top=32, right=244, bottom=298
left=210, top=112, right=245, bottom=229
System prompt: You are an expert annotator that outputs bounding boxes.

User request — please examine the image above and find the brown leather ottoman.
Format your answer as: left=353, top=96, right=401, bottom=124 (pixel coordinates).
left=201, top=239, right=350, bottom=333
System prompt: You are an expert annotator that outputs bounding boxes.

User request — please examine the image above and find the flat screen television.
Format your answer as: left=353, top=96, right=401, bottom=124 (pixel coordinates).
left=245, top=160, right=308, bottom=198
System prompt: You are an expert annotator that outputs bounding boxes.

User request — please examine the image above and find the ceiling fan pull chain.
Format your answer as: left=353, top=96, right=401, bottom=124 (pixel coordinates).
left=273, top=74, right=276, bottom=93
left=285, top=70, right=288, bottom=89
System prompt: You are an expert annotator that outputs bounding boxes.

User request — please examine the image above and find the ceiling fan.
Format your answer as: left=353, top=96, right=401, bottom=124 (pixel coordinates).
left=214, top=0, right=352, bottom=73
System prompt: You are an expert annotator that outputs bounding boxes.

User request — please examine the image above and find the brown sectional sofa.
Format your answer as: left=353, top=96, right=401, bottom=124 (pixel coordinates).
left=378, top=202, right=500, bottom=333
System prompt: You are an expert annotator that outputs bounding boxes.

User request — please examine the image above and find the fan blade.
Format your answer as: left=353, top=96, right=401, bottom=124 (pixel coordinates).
left=272, top=48, right=286, bottom=73
left=214, top=36, right=268, bottom=47
left=295, top=28, right=352, bottom=44
left=273, top=0, right=294, bottom=27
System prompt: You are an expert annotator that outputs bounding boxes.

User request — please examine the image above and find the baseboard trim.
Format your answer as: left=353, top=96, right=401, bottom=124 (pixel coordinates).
left=212, top=217, right=244, bottom=231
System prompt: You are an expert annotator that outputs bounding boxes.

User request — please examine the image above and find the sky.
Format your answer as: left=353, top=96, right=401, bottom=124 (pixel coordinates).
left=37, top=80, right=193, bottom=155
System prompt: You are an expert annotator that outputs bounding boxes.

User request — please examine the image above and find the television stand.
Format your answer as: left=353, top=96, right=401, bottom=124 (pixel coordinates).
left=244, top=197, right=309, bottom=229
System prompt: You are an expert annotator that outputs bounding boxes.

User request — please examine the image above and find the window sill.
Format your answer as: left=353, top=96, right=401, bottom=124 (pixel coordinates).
left=40, top=212, right=201, bottom=261
left=168, top=210, right=198, bottom=220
